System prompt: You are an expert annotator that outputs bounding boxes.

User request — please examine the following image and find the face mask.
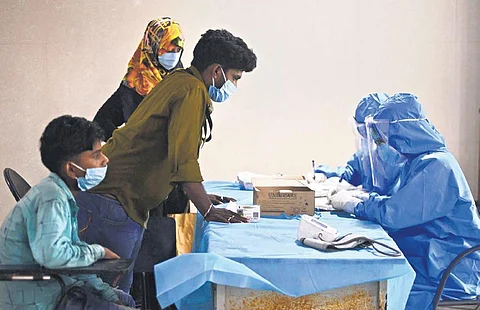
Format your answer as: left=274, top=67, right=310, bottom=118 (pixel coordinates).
left=158, top=51, right=181, bottom=70
left=208, top=67, right=236, bottom=103
left=365, top=117, right=408, bottom=194
left=71, top=162, right=107, bottom=191
left=369, top=146, right=406, bottom=193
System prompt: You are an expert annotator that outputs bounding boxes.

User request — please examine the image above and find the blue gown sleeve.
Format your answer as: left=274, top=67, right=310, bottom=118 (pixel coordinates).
left=344, top=153, right=363, bottom=186
left=354, top=157, right=458, bottom=230
left=314, top=165, right=347, bottom=179
left=315, top=153, right=362, bottom=186
left=315, top=153, right=364, bottom=186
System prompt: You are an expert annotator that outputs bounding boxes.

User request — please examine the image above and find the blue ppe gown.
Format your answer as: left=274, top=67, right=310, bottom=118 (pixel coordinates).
left=353, top=93, right=480, bottom=309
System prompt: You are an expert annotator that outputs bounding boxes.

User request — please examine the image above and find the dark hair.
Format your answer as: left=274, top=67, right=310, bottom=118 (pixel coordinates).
left=191, top=29, right=257, bottom=72
left=40, top=115, right=104, bottom=174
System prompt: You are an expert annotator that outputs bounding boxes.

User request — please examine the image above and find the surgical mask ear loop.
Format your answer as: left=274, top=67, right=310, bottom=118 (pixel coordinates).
left=70, top=162, right=86, bottom=176
left=211, top=67, right=227, bottom=89
left=220, top=66, right=227, bottom=83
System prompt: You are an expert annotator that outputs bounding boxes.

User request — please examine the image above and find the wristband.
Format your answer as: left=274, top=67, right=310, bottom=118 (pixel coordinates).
left=203, top=204, right=214, bottom=219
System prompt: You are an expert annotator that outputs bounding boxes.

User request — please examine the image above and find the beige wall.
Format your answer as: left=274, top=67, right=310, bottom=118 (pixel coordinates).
left=0, top=0, right=479, bottom=222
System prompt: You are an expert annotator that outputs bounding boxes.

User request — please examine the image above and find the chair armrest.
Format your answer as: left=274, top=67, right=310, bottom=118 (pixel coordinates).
left=57, top=259, right=133, bottom=275
left=0, top=264, right=46, bottom=280
left=0, top=259, right=133, bottom=279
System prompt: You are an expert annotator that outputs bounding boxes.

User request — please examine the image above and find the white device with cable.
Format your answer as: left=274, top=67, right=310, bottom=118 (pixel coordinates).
left=297, top=215, right=402, bottom=257
left=297, top=214, right=339, bottom=242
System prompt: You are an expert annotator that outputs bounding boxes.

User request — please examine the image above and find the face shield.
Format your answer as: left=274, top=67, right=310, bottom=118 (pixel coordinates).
left=364, top=116, right=408, bottom=190
left=350, top=117, right=372, bottom=186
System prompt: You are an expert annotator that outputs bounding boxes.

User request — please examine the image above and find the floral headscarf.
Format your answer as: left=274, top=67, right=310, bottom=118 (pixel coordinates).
left=123, top=17, right=184, bottom=96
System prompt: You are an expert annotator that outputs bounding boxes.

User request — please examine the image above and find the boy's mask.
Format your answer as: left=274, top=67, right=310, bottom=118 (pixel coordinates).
left=71, top=162, right=107, bottom=191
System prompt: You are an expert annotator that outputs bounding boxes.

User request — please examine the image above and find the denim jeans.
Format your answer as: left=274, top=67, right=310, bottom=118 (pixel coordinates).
left=75, top=192, right=145, bottom=293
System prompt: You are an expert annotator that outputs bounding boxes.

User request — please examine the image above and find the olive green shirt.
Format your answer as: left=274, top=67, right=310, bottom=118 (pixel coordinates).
left=91, top=66, right=212, bottom=227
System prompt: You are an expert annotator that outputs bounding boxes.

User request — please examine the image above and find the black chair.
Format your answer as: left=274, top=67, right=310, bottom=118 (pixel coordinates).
left=433, top=244, right=480, bottom=309
left=3, top=167, right=31, bottom=202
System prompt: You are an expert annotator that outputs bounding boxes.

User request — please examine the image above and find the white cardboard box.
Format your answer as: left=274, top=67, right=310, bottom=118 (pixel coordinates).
left=252, top=178, right=315, bottom=216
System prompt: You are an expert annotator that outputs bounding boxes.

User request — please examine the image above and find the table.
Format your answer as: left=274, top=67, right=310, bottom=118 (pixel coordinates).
left=154, top=181, right=415, bottom=310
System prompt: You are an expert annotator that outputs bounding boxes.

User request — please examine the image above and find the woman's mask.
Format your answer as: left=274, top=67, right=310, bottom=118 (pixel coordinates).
left=158, top=51, right=181, bottom=70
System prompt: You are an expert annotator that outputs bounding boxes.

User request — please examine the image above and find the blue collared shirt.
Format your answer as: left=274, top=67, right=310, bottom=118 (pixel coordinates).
left=0, top=173, right=118, bottom=309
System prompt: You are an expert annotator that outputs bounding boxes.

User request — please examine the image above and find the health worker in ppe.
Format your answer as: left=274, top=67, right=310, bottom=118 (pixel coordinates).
left=314, top=92, right=390, bottom=193
left=329, top=93, right=480, bottom=309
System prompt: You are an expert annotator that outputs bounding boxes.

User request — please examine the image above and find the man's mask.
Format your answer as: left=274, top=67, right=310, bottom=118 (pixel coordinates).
left=208, top=66, right=236, bottom=103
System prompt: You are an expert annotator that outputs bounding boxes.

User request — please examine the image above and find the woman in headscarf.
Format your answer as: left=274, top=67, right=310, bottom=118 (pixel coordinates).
left=94, top=17, right=184, bottom=140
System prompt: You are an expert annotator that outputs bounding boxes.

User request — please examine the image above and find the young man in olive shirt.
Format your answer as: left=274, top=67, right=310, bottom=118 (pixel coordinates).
left=76, top=29, right=257, bottom=292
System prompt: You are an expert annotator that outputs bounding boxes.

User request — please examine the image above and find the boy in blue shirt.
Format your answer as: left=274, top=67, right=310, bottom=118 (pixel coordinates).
left=0, top=115, right=136, bottom=309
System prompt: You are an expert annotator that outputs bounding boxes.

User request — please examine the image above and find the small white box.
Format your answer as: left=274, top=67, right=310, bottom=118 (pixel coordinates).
left=237, top=205, right=260, bottom=222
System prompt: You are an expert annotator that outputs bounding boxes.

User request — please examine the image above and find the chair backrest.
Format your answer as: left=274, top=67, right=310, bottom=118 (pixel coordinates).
left=3, top=168, right=31, bottom=202
left=433, top=244, right=480, bottom=309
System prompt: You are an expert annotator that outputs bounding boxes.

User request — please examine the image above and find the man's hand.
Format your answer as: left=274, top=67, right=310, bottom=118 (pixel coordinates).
left=181, top=182, right=246, bottom=223
left=205, top=207, right=249, bottom=223
left=208, top=194, right=236, bottom=205
left=103, top=247, right=120, bottom=259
